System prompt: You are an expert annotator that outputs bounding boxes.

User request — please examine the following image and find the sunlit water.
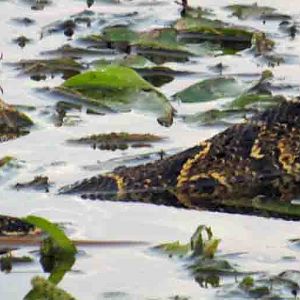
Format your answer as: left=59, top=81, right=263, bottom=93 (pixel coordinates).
left=1, top=0, right=300, bottom=299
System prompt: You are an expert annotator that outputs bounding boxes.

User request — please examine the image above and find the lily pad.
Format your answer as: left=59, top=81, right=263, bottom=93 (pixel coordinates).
left=56, top=65, right=174, bottom=126
left=175, top=16, right=253, bottom=52
left=102, top=25, right=139, bottom=44
left=41, top=44, right=113, bottom=57
left=183, top=93, right=285, bottom=127
left=16, top=57, right=84, bottom=80
left=84, top=26, right=192, bottom=63
left=227, top=71, right=285, bottom=110
left=228, top=94, right=285, bottom=110
left=136, top=28, right=185, bottom=52
left=178, top=70, right=281, bottom=125
left=94, top=57, right=182, bottom=87
left=100, top=26, right=187, bottom=52
left=136, top=66, right=185, bottom=87
left=225, top=4, right=290, bottom=21
left=93, top=55, right=155, bottom=69
left=183, top=109, right=249, bottom=126
left=173, top=77, right=246, bottom=103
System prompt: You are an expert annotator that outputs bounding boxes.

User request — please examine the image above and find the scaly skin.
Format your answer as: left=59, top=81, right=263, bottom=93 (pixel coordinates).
left=0, top=215, right=36, bottom=236
left=60, top=100, right=300, bottom=210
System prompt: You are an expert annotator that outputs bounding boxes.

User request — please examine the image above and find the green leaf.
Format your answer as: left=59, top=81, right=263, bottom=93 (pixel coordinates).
left=190, top=225, right=220, bottom=258
left=22, top=216, right=76, bottom=255
left=203, top=239, right=221, bottom=259
left=57, top=66, right=174, bottom=126
left=154, top=241, right=190, bottom=256
left=63, top=65, right=153, bottom=90
left=47, top=256, right=75, bottom=285
left=102, top=26, right=138, bottom=43
left=229, top=94, right=285, bottom=110
left=173, top=77, right=246, bottom=103
left=183, top=109, right=248, bottom=126
left=93, top=55, right=154, bottom=69
left=24, top=276, right=76, bottom=300
left=225, top=4, right=276, bottom=20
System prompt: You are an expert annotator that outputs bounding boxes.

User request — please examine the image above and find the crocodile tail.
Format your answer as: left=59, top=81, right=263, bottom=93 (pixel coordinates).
left=59, top=175, right=119, bottom=196
left=0, top=215, right=37, bottom=236
left=59, top=145, right=204, bottom=208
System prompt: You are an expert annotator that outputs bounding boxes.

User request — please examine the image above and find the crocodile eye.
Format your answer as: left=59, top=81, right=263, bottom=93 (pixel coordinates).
left=194, top=178, right=219, bottom=194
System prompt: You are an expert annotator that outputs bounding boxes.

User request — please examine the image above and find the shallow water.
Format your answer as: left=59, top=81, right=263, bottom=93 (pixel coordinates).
left=1, top=0, right=300, bottom=299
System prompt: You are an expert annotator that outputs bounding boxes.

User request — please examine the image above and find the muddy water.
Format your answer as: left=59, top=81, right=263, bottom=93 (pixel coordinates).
left=1, top=0, right=300, bottom=299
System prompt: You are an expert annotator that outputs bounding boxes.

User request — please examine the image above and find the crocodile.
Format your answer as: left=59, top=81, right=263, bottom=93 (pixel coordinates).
left=0, top=215, right=36, bottom=236
left=60, top=100, right=300, bottom=217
